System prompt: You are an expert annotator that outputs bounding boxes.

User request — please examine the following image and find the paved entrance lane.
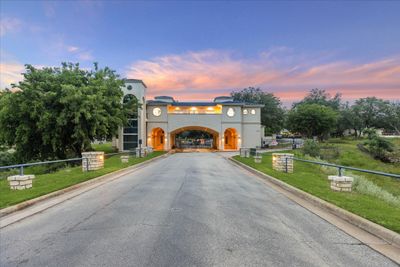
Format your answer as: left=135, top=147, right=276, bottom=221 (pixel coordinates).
left=0, top=153, right=396, bottom=266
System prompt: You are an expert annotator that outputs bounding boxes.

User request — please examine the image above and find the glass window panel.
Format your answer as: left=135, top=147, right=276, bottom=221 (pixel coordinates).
left=123, top=142, right=138, bottom=150
left=123, top=135, right=138, bottom=142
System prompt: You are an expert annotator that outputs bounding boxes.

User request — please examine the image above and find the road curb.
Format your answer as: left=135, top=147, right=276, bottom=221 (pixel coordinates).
left=228, top=157, right=400, bottom=249
left=0, top=152, right=170, bottom=220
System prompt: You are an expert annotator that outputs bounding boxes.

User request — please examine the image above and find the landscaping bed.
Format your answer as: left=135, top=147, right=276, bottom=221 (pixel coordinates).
left=0, top=151, right=165, bottom=209
left=233, top=151, right=400, bottom=234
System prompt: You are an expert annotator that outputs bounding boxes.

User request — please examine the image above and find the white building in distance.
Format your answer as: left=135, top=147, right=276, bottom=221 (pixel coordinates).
left=116, top=79, right=264, bottom=151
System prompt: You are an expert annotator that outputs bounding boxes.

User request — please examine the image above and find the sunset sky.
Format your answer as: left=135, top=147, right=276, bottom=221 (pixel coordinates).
left=1, top=1, right=399, bottom=105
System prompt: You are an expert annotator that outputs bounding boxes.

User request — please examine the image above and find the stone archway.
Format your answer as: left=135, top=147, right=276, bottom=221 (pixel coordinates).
left=224, top=128, right=238, bottom=150
left=151, top=128, right=165, bottom=150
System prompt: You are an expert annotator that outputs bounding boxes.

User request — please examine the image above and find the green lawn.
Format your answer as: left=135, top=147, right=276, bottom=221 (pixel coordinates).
left=233, top=152, right=400, bottom=234
left=326, top=138, right=400, bottom=197
left=0, top=151, right=166, bottom=209
left=91, top=142, right=117, bottom=154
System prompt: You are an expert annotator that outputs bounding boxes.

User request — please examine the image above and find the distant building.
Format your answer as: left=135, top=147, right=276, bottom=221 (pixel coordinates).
left=115, top=79, right=264, bottom=151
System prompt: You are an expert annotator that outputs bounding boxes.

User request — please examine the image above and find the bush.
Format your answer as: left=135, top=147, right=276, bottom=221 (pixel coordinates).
left=352, top=174, right=400, bottom=207
left=0, top=151, right=16, bottom=166
left=302, top=139, right=320, bottom=157
left=363, top=130, right=395, bottom=162
left=319, top=144, right=340, bottom=160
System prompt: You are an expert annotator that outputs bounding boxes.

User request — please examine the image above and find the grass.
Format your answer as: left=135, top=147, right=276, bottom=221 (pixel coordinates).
left=234, top=153, right=400, bottom=233
left=325, top=138, right=400, bottom=197
left=0, top=151, right=166, bottom=209
left=91, top=142, right=117, bottom=154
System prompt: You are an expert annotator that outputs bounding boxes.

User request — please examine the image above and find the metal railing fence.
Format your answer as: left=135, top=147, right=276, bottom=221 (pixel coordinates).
left=0, top=151, right=136, bottom=177
left=292, top=157, right=400, bottom=179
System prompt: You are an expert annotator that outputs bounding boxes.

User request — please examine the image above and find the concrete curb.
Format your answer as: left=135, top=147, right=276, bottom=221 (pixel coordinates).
left=228, top=157, right=400, bottom=249
left=0, top=152, right=170, bottom=219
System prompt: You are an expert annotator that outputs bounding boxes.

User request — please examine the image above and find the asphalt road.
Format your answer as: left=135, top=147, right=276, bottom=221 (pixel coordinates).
left=0, top=153, right=396, bottom=266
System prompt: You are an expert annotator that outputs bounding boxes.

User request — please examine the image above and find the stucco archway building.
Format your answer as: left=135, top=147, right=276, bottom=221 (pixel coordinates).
left=116, top=79, right=264, bottom=151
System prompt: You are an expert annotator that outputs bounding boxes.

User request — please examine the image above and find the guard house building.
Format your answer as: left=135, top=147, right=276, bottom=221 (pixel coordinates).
left=116, top=79, right=264, bottom=151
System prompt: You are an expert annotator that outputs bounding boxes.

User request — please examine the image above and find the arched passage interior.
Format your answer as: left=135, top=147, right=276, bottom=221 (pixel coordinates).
left=170, top=126, right=219, bottom=150
left=151, top=128, right=165, bottom=150
left=224, top=128, right=238, bottom=150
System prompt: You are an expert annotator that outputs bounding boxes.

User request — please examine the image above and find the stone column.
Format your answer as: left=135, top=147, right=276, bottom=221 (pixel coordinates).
left=272, top=153, right=294, bottom=173
left=120, top=155, right=129, bottom=163
left=8, top=175, right=35, bottom=190
left=328, top=176, right=353, bottom=192
left=82, top=151, right=104, bottom=171
left=240, top=148, right=247, bottom=157
left=254, top=152, right=262, bottom=163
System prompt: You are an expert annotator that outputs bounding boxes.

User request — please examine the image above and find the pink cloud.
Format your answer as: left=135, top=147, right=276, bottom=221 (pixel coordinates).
left=127, top=50, right=400, bottom=102
left=0, top=61, right=25, bottom=89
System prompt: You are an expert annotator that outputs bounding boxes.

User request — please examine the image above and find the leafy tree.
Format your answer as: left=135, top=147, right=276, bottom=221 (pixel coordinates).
left=286, top=104, right=338, bottom=139
left=382, top=102, right=400, bottom=135
left=336, top=102, right=364, bottom=137
left=293, top=88, right=342, bottom=110
left=352, top=97, right=389, bottom=129
left=0, top=63, right=135, bottom=162
left=231, top=87, right=285, bottom=134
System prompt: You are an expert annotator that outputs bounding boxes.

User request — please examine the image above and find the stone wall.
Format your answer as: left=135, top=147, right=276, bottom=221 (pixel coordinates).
left=8, top=175, right=35, bottom=190
left=272, top=153, right=294, bottom=173
left=328, top=175, right=353, bottom=192
left=82, top=151, right=104, bottom=171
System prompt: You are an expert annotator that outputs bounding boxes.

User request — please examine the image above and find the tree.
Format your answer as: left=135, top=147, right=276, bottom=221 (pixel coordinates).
left=231, top=87, right=285, bottom=134
left=336, top=102, right=364, bottom=137
left=352, top=97, right=389, bottom=129
left=382, top=102, right=400, bottom=135
left=293, top=88, right=342, bottom=110
left=0, top=63, right=135, bottom=162
left=286, top=104, right=338, bottom=139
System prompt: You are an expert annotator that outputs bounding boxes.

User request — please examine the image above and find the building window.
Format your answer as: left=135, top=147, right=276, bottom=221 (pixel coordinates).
left=123, top=94, right=138, bottom=151
left=227, top=107, right=235, bottom=117
left=153, top=107, right=162, bottom=117
left=127, top=85, right=133, bottom=90
left=243, top=109, right=248, bottom=115
left=251, top=109, right=256, bottom=115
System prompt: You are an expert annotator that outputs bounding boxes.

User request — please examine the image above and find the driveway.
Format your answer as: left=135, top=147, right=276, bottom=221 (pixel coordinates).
left=0, top=153, right=396, bottom=266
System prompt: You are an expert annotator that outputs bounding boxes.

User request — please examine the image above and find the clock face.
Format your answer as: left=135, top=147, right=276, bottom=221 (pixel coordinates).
left=227, top=107, right=235, bottom=117
left=153, top=107, right=162, bottom=117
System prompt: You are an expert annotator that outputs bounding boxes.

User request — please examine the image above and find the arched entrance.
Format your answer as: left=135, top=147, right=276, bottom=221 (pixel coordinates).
left=224, top=128, right=238, bottom=150
left=151, top=128, right=165, bottom=150
left=170, top=126, right=219, bottom=150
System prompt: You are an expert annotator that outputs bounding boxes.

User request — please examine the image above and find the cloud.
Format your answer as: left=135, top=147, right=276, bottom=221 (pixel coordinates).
left=0, top=17, right=22, bottom=36
left=126, top=49, right=400, bottom=102
left=67, top=46, right=80, bottom=52
left=77, top=51, right=94, bottom=61
left=0, top=62, right=25, bottom=89
left=43, top=2, right=56, bottom=18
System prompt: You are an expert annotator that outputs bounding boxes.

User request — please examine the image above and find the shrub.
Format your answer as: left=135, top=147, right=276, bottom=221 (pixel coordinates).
left=364, top=137, right=394, bottom=162
left=302, top=139, right=320, bottom=157
left=352, top=174, right=400, bottom=207
left=319, top=144, right=340, bottom=160
left=0, top=151, right=16, bottom=166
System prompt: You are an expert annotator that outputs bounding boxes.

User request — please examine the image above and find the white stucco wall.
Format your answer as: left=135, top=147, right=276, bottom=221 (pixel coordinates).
left=146, top=103, right=262, bottom=150
left=117, top=81, right=147, bottom=151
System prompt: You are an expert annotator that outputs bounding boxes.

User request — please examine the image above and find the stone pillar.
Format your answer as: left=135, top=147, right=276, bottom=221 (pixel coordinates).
left=245, top=149, right=250, bottom=158
left=240, top=148, right=247, bottom=157
left=328, top=176, right=353, bottom=192
left=8, top=175, right=35, bottom=190
left=254, top=152, right=262, bottom=163
left=120, top=155, right=129, bottom=163
left=82, top=151, right=104, bottom=171
left=272, top=153, right=294, bottom=173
